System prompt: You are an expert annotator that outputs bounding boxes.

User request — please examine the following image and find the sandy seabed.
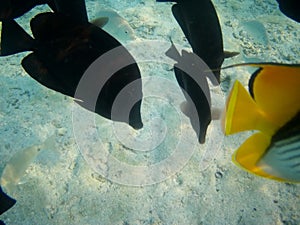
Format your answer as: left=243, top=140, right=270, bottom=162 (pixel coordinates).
left=0, top=0, right=299, bottom=224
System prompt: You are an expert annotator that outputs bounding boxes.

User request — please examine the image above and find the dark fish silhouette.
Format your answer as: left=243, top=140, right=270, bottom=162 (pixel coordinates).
left=0, top=12, right=143, bottom=129
left=0, top=0, right=87, bottom=21
left=0, top=0, right=54, bottom=56
left=0, top=186, right=16, bottom=222
left=165, top=41, right=215, bottom=143
left=157, top=0, right=237, bottom=143
left=53, top=0, right=88, bottom=22
left=157, top=0, right=238, bottom=82
left=0, top=0, right=88, bottom=55
left=276, top=0, right=299, bottom=23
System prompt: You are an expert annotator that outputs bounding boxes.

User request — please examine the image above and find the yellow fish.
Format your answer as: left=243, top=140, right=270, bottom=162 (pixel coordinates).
left=222, top=63, right=300, bottom=182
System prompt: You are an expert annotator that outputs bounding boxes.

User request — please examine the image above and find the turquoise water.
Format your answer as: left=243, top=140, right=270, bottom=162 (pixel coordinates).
left=0, top=0, right=299, bottom=224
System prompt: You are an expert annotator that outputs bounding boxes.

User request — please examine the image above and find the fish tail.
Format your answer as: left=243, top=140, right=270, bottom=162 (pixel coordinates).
left=0, top=20, right=34, bottom=56
left=222, top=80, right=278, bottom=135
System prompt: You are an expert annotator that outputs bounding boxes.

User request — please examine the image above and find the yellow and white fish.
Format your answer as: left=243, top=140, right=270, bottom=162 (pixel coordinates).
left=222, top=63, right=300, bottom=182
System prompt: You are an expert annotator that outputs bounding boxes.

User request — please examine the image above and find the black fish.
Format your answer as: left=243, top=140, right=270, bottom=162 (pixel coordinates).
left=157, top=0, right=237, bottom=82
left=0, top=186, right=16, bottom=216
left=166, top=41, right=216, bottom=143
left=0, top=12, right=143, bottom=129
left=157, top=0, right=236, bottom=143
left=0, top=0, right=54, bottom=56
left=53, top=0, right=88, bottom=22
left=276, top=0, right=299, bottom=23
left=0, top=0, right=88, bottom=55
left=0, top=0, right=87, bottom=21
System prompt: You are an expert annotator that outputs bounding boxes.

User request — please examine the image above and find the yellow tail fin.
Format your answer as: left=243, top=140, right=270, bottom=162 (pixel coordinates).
left=222, top=81, right=278, bottom=135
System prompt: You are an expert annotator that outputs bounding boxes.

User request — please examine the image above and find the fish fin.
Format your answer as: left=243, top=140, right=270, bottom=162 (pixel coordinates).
left=180, top=101, right=189, bottom=117
left=30, top=12, right=74, bottom=41
left=232, top=132, right=285, bottom=181
left=47, top=0, right=58, bottom=12
left=257, top=113, right=300, bottom=182
left=0, top=20, right=33, bottom=56
left=258, top=134, right=300, bottom=183
left=248, top=63, right=300, bottom=127
left=211, top=107, right=222, bottom=120
left=222, top=80, right=278, bottom=135
left=30, top=12, right=89, bottom=42
left=223, top=51, right=239, bottom=58
left=165, top=40, right=182, bottom=62
left=17, top=177, right=29, bottom=185
left=0, top=186, right=16, bottom=215
left=91, top=17, right=109, bottom=28
left=53, top=0, right=88, bottom=22
left=21, top=53, right=69, bottom=95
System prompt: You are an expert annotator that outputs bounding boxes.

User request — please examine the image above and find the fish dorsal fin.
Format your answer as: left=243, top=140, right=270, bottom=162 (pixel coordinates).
left=248, top=63, right=300, bottom=128
left=0, top=20, right=33, bottom=56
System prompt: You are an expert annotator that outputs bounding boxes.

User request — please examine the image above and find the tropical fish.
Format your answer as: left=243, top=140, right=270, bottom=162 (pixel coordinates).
left=0, top=0, right=88, bottom=55
left=0, top=0, right=87, bottom=21
left=165, top=41, right=217, bottom=143
left=0, top=0, right=53, bottom=56
left=276, top=0, right=299, bottom=23
left=157, top=0, right=237, bottom=143
left=1, top=135, right=55, bottom=195
left=92, top=9, right=136, bottom=44
left=157, top=0, right=238, bottom=82
left=0, top=136, right=55, bottom=225
left=0, top=186, right=16, bottom=216
left=222, top=63, right=300, bottom=182
left=0, top=12, right=143, bottom=129
left=52, top=0, right=88, bottom=22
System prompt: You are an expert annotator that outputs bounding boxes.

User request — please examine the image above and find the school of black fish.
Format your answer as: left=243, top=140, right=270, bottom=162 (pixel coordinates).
left=0, top=0, right=299, bottom=223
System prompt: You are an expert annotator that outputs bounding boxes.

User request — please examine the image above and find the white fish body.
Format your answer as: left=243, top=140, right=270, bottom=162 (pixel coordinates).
left=92, top=9, right=136, bottom=44
left=1, top=135, right=55, bottom=195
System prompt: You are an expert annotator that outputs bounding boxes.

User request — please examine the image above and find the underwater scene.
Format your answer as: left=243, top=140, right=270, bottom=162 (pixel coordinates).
left=0, top=0, right=299, bottom=224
